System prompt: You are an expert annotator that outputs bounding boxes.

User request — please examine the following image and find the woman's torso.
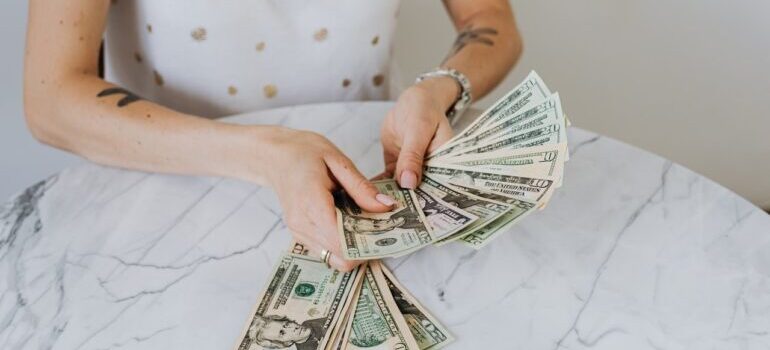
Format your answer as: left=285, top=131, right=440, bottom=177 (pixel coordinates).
left=105, top=0, right=401, bottom=118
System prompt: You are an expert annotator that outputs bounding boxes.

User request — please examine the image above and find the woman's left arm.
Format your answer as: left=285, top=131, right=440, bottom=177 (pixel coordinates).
left=381, top=0, right=522, bottom=188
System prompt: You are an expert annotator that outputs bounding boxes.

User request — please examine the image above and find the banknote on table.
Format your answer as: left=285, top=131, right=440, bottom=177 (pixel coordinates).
left=234, top=252, right=363, bottom=350
left=287, top=240, right=361, bottom=350
left=289, top=239, right=454, bottom=350
left=336, top=179, right=434, bottom=260
left=414, top=186, right=479, bottom=240
left=424, top=164, right=556, bottom=204
left=327, top=264, right=366, bottom=350
left=340, top=262, right=420, bottom=350
left=419, top=176, right=511, bottom=245
left=378, top=262, right=454, bottom=350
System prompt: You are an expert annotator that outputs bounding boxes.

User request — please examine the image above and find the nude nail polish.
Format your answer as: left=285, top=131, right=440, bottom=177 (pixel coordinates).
left=376, top=193, right=397, bottom=206
left=400, top=170, right=418, bottom=189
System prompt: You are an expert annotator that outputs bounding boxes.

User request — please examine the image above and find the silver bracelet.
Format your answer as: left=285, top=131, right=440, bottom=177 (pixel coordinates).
left=415, top=68, right=472, bottom=126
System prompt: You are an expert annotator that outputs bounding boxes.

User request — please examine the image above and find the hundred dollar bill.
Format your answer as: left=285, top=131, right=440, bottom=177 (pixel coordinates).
left=341, top=263, right=420, bottom=350
left=444, top=184, right=539, bottom=249
left=336, top=179, right=434, bottom=260
left=234, top=253, right=363, bottom=350
left=424, top=165, right=555, bottom=203
left=378, top=262, right=454, bottom=350
left=433, top=71, right=551, bottom=155
left=430, top=94, right=564, bottom=159
left=414, top=186, right=479, bottom=240
left=432, top=143, right=567, bottom=186
left=419, top=176, right=510, bottom=245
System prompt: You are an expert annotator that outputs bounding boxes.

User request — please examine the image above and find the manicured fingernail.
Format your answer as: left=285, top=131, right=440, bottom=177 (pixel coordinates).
left=376, top=193, right=397, bottom=206
left=400, top=170, right=418, bottom=189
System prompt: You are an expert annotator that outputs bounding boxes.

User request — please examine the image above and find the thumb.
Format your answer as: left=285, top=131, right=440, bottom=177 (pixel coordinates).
left=428, top=119, right=455, bottom=153
left=325, top=152, right=396, bottom=213
left=395, top=120, right=435, bottom=189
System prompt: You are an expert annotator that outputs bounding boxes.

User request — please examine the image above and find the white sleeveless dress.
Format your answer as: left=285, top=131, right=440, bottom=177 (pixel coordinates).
left=104, top=0, right=402, bottom=118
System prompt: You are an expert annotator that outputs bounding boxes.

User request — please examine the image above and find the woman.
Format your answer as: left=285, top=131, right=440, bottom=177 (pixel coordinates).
left=23, top=0, right=522, bottom=271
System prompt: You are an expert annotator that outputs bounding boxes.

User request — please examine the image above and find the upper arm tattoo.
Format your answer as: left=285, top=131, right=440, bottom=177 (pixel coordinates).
left=97, top=87, right=142, bottom=107
left=444, top=26, right=499, bottom=62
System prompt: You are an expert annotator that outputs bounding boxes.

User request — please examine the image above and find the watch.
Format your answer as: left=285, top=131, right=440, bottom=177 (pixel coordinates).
left=415, top=68, right=472, bottom=126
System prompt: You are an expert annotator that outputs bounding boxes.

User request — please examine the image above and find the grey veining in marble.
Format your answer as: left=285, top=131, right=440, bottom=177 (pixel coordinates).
left=1, top=101, right=769, bottom=349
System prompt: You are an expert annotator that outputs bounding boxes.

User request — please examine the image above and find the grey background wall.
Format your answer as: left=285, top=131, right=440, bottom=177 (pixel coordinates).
left=395, top=0, right=770, bottom=209
left=1, top=1, right=769, bottom=209
left=0, top=1, right=78, bottom=200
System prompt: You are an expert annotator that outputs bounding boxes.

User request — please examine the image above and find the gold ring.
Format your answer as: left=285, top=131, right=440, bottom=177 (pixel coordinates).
left=320, top=249, right=332, bottom=268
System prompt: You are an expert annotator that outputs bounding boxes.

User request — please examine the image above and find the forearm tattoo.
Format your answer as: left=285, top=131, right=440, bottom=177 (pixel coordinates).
left=97, top=87, right=142, bottom=107
left=443, top=26, right=498, bottom=63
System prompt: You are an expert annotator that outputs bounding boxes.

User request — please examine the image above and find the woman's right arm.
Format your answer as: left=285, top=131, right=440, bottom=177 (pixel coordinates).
left=24, top=0, right=393, bottom=271
left=24, top=1, right=261, bottom=183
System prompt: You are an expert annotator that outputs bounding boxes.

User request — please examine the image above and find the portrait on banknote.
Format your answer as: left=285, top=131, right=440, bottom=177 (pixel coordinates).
left=241, top=314, right=326, bottom=350
left=341, top=206, right=426, bottom=235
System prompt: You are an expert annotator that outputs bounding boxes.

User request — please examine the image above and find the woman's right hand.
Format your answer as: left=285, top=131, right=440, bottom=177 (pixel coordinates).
left=257, top=127, right=396, bottom=271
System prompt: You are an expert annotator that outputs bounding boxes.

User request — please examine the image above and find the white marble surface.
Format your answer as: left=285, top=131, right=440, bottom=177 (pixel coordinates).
left=1, top=101, right=769, bottom=349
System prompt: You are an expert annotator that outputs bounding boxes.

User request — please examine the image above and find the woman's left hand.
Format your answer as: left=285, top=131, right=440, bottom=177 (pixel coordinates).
left=380, top=78, right=459, bottom=189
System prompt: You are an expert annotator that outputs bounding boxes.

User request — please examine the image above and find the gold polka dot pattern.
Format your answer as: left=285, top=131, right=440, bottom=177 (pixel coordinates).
left=372, top=74, right=385, bottom=87
left=264, top=84, right=278, bottom=98
left=314, top=28, right=328, bottom=42
left=153, top=70, right=164, bottom=86
left=191, top=27, right=207, bottom=41
left=118, top=8, right=398, bottom=115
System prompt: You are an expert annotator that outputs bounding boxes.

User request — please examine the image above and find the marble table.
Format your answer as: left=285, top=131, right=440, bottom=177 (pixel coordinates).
left=2, top=101, right=769, bottom=350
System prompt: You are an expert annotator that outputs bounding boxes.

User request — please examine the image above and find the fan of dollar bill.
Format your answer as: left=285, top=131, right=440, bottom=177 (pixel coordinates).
left=337, top=70, right=567, bottom=259
left=235, top=71, right=567, bottom=349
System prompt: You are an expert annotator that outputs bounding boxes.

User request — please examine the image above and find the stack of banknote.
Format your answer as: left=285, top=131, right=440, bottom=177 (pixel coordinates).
left=234, top=71, right=567, bottom=349
left=338, top=70, right=568, bottom=259
left=235, top=242, right=453, bottom=350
